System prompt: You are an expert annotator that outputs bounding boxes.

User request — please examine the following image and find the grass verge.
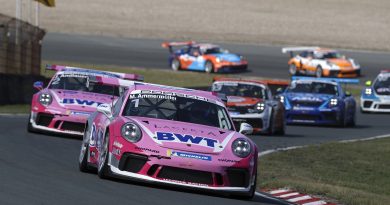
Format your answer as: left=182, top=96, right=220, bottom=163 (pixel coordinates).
left=0, top=104, right=30, bottom=114
left=258, top=137, right=390, bottom=205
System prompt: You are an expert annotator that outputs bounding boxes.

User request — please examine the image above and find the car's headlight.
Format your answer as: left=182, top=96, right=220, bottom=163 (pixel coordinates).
left=216, top=57, right=221, bottom=63
left=255, top=102, right=265, bottom=112
left=330, top=98, right=338, bottom=106
left=232, top=138, right=251, bottom=158
left=349, top=58, right=360, bottom=68
left=38, top=93, right=52, bottom=106
left=121, top=123, right=142, bottom=143
left=365, top=88, right=372, bottom=95
left=280, top=96, right=285, bottom=103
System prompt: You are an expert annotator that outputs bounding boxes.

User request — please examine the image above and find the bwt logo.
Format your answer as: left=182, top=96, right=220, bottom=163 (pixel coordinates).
left=62, top=98, right=103, bottom=107
left=156, top=132, right=218, bottom=148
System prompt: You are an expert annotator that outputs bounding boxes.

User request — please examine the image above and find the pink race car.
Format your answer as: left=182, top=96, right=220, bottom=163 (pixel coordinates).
left=28, top=65, right=143, bottom=136
left=79, top=79, right=258, bottom=199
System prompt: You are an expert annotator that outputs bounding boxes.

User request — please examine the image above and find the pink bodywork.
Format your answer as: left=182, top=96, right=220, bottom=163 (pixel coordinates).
left=29, top=65, right=143, bottom=136
left=87, top=83, right=258, bottom=191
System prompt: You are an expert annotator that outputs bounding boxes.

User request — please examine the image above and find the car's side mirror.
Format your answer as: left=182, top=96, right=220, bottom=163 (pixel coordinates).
left=33, top=81, right=44, bottom=91
left=365, top=80, right=372, bottom=86
left=239, top=123, right=253, bottom=135
left=97, top=104, right=112, bottom=118
left=345, top=91, right=352, bottom=97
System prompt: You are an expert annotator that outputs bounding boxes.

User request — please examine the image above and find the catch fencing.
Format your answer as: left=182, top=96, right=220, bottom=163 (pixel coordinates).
left=0, top=14, right=46, bottom=105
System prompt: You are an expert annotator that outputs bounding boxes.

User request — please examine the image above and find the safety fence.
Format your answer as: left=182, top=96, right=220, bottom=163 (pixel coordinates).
left=0, top=13, right=46, bottom=105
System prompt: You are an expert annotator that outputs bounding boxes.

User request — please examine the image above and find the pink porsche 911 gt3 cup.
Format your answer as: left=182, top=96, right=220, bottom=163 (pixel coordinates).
left=79, top=80, right=258, bottom=198
left=27, top=65, right=143, bottom=136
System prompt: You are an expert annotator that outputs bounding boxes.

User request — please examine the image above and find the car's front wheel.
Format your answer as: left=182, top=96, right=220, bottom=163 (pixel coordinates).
left=27, top=115, right=37, bottom=133
left=171, top=58, right=181, bottom=71
left=205, top=61, right=214, bottom=73
left=289, top=64, right=297, bottom=76
left=98, top=130, right=111, bottom=179
left=79, top=125, right=94, bottom=173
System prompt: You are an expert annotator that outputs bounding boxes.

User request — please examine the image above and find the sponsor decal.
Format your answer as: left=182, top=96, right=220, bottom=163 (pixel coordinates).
left=153, top=124, right=218, bottom=137
left=130, top=90, right=209, bottom=102
left=218, top=158, right=240, bottom=163
left=167, top=149, right=212, bottom=161
left=113, top=141, right=123, bottom=149
left=292, top=106, right=315, bottom=111
left=291, top=96, right=323, bottom=102
left=161, top=178, right=209, bottom=187
left=62, top=98, right=104, bottom=107
left=135, top=147, right=159, bottom=153
left=156, top=132, right=218, bottom=148
left=112, top=148, right=121, bottom=156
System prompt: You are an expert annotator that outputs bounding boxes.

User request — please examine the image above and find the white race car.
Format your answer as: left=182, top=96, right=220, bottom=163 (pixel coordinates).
left=282, top=47, right=361, bottom=78
left=360, top=70, right=390, bottom=113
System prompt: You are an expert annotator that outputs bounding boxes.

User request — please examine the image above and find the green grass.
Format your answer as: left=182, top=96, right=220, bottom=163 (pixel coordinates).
left=42, top=61, right=222, bottom=87
left=258, top=138, right=390, bottom=205
left=0, top=104, right=30, bottom=114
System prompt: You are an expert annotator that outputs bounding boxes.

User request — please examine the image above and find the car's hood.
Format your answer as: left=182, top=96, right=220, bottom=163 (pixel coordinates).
left=327, top=58, right=352, bottom=67
left=128, top=116, right=238, bottom=154
left=286, top=93, right=333, bottom=104
left=226, top=96, right=262, bottom=107
left=50, top=89, right=114, bottom=112
left=211, top=53, right=241, bottom=62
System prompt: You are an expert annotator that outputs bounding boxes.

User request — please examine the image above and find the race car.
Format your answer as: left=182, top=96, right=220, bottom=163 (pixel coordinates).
left=360, top=70, right=390, bottom=113
left=211, top=77, right=288, bottom=135
left=28, top=65, right=143, bottom=136
left=278, top=76, right=358, bottom=126
left=79, top=80, right=258, bottom=199
left=282, top=47, right=361, bottom=78
left=162, top=41, right=248, bottom=73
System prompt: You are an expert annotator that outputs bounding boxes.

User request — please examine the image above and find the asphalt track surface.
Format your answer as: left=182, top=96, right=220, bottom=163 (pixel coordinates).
left=0, top=33, right=389, bottom=205
left=43, top=33, right=390, bottom=82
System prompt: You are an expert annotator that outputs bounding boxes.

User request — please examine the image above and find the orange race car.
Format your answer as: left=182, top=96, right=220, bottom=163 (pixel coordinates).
left=211, top=77, right=289, bottom=135
left=282, top=47, right=361, bottom=78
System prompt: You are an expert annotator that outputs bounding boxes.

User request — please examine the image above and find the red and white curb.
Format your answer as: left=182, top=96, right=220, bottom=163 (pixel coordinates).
left=262, top=189, right=336, bottom=205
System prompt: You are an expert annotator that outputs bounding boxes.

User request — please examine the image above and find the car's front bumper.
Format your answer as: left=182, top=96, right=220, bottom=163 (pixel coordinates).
left=229, top=113, right=269, bottom=133
left=324, top=68, right=360, bottom=78
left=215, top=61, right=248, bottom=73
left=30, top=110, right=89, bottom=136
left=360, top=97, right=390, bottom=113
left=285, top=107, right=342, bottom=125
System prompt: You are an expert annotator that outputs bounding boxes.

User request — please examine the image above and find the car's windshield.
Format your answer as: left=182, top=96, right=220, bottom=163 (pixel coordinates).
left=287, top=81, right=339, bottom=95
left=316, top=51, right=342, bottom=59
left=122, top=94, right=233, bottom=130
left=203, top=47, right=228, bottom=55
left=49, top=73, right=120, bottom=96
left=374, top=74, right=390, bottom=95
left=212, top=83, right=267, bottom=99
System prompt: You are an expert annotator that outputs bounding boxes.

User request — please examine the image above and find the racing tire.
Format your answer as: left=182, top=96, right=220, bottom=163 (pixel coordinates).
left=315, top=66, right=323, bottom=78
left=337, top=110, right=348, bottom=127
left=265, top=109, right=276, bottom=135
left=275, top=117, right=286, bottom=136
left=98, top=130, right=111, bottom=179
left=171, top=58, right=181, bottom=71
left=204, top=61, right=214, bottom=73
left=79, top=126, right=94, bottom=173
left=348, top=108, right=356, bottom=127
left=289, top=64, right=297, bottom=76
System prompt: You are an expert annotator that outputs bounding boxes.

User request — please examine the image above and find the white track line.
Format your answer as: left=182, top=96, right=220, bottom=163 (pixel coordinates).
left=259, top=133, right=390, bottom=157
left=287, top=195, right=312, bottom=202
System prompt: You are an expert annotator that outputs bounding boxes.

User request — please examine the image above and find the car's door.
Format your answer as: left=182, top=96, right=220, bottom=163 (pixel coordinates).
left=182, top=47, right=205, bottom=70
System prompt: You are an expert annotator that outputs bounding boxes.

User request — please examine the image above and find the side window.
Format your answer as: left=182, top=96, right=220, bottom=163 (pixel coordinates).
left=112, top=89, right=127, bottom=117
left=299, top=51, right=308, bottom=58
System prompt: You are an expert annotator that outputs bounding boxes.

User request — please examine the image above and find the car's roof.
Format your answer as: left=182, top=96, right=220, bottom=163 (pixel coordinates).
left=194, top=43, right=219, bottom=49
left=131, top=83, right=223, bottom=104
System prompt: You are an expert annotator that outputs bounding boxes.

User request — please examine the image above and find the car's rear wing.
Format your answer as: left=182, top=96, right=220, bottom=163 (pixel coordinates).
left=161, top=41, right=195, bottom=53
left=45, top=64, right=144, bottom=81
left=282, top=47, right=319, bottom=58
left=291, top=76, right=360, bottom=84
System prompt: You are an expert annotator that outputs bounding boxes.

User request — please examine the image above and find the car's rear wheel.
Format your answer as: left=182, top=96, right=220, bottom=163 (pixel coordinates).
left=289, top=64, right=297, bottom=76
left=315, top=66, right=323, bottom=78
left=98, top=130, right=111, bottom=179
left=205, top=61, right=214, bottom=73
left=171, top=58, right=181, bottom=71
